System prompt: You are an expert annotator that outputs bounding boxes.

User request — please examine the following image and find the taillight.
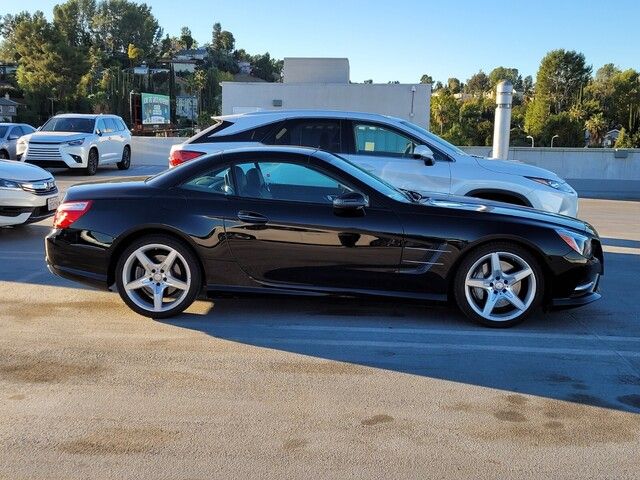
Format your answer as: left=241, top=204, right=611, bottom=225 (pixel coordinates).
left=53, top=200, right=93, bottom=229
left=169, top=149, right=205, bottom=167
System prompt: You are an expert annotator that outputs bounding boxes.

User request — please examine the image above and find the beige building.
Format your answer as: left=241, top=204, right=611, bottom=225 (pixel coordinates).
left=221, top=58, right=431, bottom=128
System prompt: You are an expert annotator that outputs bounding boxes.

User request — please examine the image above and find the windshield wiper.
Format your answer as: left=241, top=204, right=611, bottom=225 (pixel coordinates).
left=399, top=188, right=424, bottom=203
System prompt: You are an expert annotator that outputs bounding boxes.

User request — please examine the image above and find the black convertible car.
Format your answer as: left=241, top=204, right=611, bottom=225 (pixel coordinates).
left=46, top=147, right=603, bottom=327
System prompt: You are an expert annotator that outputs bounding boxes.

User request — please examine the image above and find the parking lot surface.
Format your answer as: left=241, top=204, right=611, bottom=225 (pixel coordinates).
left=1, top=167, right=639, bottom=479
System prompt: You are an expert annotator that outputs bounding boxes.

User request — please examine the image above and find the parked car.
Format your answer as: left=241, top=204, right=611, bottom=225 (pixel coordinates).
left=0, top=123, right=36, bottom=159
left=46, top=147, right=602, bottom=327
left=170, top=110, right=578, bottom=216
left=0, top=159, right=59, bottom=226
left=17, top=114, right=131, bottom=175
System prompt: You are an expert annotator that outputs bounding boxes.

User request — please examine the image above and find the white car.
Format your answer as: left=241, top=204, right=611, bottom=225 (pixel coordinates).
left=0, top=123, right=37, bottom=159
left=0, top=159, right=59, bottom=226
left=17, top=114, right=132, bottom=176
left=169, top=110, right=578, bottom=216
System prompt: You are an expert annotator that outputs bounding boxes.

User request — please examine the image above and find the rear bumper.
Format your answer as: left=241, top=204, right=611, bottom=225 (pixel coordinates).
left=45, top=229, right=111, bottom=290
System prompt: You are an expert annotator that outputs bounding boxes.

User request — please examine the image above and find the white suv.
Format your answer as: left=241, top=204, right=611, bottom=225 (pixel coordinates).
left=17, top=114, right=132, bottom=176
left=170, top=110, right=578, bottom=216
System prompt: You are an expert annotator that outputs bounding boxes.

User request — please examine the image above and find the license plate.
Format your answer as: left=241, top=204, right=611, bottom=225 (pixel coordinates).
left=47, top=196, right=60, bottom=211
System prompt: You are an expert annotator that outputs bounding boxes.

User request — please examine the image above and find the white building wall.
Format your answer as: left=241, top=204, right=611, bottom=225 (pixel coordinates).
left=283, top=58, right=350, bottom=83
left=221, top=82, right=431, bottom=128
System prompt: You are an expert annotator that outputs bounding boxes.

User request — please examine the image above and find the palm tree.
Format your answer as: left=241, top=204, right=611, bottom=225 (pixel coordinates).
left=585, top=113, right=608, bottom=147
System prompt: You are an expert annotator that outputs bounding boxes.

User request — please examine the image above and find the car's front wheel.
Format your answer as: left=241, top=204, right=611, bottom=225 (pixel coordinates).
left=454, top=242, right=544, bottom=327
left=115, top=235, right=202, bottom=318
left=84, top=148, right=99, bottom=176
left=117, top=146, right=131, bottom=170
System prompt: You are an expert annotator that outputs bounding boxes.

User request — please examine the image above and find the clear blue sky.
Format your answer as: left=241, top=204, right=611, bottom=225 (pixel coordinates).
left=2, top=0, right=639, bottom=83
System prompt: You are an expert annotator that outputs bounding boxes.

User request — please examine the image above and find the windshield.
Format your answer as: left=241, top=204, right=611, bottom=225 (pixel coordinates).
left=40, top=117, right=95, bottom=133
left=398, top=120, right=468, bottom=156
left=330, top=153, right=411, bottom=203
left=0, top=126, right=8, bottom=138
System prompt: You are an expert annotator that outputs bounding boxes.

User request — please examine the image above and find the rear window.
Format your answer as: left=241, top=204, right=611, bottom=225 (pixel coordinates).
left=188, top=120, right=281, bottom=144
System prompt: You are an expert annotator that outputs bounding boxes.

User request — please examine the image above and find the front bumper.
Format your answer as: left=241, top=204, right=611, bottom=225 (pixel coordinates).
left=22, top=143, right=89, bottom=169
left=0, top=188, right=59, bottom=226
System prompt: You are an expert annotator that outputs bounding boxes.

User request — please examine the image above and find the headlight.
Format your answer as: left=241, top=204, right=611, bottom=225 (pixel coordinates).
left=526, top=176, right=574, bottom=193
left=0, top=178, right=21, bottom=190
left=66, top=138, right=86, bottom=146
left=556, top=228, right=592, bottom=257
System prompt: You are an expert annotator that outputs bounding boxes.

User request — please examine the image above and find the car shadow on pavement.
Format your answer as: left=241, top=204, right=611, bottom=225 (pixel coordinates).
left=161, top=250, right=640, bottom=415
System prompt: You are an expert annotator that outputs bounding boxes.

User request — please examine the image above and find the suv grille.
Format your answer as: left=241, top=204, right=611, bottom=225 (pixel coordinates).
left=26, top=144, right=62, bottom=160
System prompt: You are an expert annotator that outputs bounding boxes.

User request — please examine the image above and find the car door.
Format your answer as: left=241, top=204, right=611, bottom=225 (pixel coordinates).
left=342, top=120, right=452, bottom=195
left=95, top=118, right=112, bottom=162
left=106, top=118, right=126, bottom=160
left=223, top=151, right=404, bottom=292
left=102, top=118, right=122, bottom=162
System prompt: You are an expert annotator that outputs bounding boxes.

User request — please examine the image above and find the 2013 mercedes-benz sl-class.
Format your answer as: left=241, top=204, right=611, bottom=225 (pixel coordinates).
left=45, top=147, right=603, bottom=327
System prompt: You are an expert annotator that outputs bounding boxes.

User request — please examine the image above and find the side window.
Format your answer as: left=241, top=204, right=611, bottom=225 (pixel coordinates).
left=353, top=123, right=417, bottom=157
left=8, top=127, right=22, bottom=140
left=22, top=125, right=35, bottom=135
left=182, top=165, right=234, bottom=196
left=117, top=119, right=128, bottom=131
left=235, top=161, right=352, bottom=204
left=96, top=119, right=106, bottom=133
left=103, top=118, right=117, bottom=133
left=265, top=120, right=341, bottom=151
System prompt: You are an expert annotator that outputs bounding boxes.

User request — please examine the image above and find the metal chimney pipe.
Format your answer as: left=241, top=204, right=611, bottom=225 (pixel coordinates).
left=491, top=80, right=513, bottom=160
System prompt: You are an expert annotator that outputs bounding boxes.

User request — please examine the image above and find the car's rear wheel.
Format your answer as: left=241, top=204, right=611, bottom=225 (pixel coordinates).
left=115, top=235, right=202, bottom=319
left=84, top=148, right=99, bottom=176
left=454, top=242, right=544, bottom=327
left=117, top=146, right=131, bottom=170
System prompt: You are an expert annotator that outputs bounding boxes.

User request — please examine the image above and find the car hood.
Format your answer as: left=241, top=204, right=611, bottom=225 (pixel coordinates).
left=26, top=132, right=89, bottom=143
left=419, top=193, right=596, bottom=235
left=474, top=156, right=564, bottom=181
left=0, top=159, right=54, bottom=181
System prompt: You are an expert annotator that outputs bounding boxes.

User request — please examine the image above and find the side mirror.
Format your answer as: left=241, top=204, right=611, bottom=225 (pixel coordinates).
left=414, top=145, right=435, bottom=166
left=8, top=134, right=19, bottom=140
left=333, top=191, right=369, bottom=211
left=95, top=129, right=102, bottom=136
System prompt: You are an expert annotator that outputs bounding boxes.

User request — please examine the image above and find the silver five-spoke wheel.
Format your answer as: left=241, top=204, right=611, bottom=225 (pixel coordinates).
left=455, top=243, right=543, bottom=327
left=116, top=235, right=201, bottom=318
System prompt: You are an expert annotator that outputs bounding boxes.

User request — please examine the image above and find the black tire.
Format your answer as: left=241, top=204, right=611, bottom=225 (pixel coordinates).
left=117, top=146, right=131, bottom=170
left=84, top=148, right=99, bottom=176
left=0, top=150, right=9, bottom=160
left=115, top=234, right=202, bottom=319
left=453, top=242, right=544, bottom=328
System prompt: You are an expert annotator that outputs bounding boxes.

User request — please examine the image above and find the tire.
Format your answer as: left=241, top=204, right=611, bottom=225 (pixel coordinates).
left=454, top=242, right=544, bottom=328
left=117, top=146, right=131, bottom=170
left=115, top=234, right=202, bottom=319
left=84, top=148, right=99, bottom=176
left=0, top=150, right=8, bottom=160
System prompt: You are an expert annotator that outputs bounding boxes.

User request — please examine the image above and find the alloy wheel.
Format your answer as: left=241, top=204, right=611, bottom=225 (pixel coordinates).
left=464, top=251, right=537, bottom=322
left=121, top=243, right=191, bottom=313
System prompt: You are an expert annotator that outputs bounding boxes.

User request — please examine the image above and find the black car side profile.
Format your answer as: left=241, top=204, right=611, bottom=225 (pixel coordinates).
left=46, top=147, right=603, bottom=327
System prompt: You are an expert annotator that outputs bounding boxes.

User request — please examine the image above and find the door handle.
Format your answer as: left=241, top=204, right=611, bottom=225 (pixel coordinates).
left=237, top=210, right=268, bottom=224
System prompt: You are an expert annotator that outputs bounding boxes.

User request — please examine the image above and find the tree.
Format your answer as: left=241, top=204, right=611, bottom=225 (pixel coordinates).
left=488, top=67, right=521, bottom=89
left=251, top=53, right=283, bottom=82
left=534, top=50, right=591, bottom=114
left=127, top=43, right=143, bottom=65
left=585, top=66, right=640, bottom=133
left=430, top=91, right=459, bottom=134
left=92, top=0, right=160, bottom=58
left=211, top=22, right=234, bottom=53
left=614, top=128, right=634, bottom=148
left=180, top=26, right=194, bottom=50
left=53, top=0, right=96, bottom=49
left=447, top=77, right=462, bottom=94
left=466, top=70, right=490, bottom=94
left=585, top=113, right=608, bottom=147
left=420, top=74, right=433, bottom=84
left=12, top=12, right=88, bottom=108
